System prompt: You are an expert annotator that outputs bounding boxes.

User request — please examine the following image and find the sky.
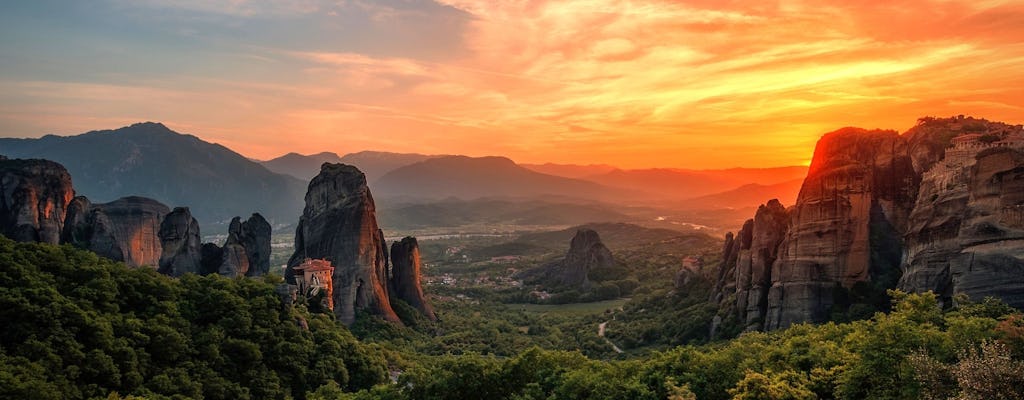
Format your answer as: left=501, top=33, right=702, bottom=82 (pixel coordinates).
left=1, top=0, right=1023, bottom=169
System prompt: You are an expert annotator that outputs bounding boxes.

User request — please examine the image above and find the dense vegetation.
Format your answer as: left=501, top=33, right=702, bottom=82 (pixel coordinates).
left=339, top=291, right=1024, bottom=400
left=0, top=236, right=387, bottom=400
left=3, top=234, right=1024, bottom=400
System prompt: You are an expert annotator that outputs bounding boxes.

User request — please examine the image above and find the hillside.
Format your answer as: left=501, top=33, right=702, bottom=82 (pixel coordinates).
left=0, top=122, right=306, bottom=227
left=586, top=166, right=808, bottom=199
left=678, top=178, right=803, bottom=210
left=342, top=151, right=441, bottom=183
left=521, top=163, right=618, bottom=178
left=377, top=198, right=633, bottom=231
left=260, top=151, right=343, bottom=180
left=373, top=155, right=622, bottom=201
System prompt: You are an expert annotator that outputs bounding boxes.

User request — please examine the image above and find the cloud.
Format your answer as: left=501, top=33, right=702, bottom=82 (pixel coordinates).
left=3, top=0, right=1024, bottom=168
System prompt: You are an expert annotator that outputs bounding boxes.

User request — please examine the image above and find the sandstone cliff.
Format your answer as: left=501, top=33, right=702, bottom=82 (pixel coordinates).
left=62, top=196, right=170, bottom=268
left=713, top=117, right=1024, bottom=330
left=0, top=158, right=74, bottom=244
left=158, top=207, right=202, bottom=277
left=389, top=237, right=437, bottom=320
left=287, top=163, right=399, bottom=325
left=900, top=119, right=1024, bottom=308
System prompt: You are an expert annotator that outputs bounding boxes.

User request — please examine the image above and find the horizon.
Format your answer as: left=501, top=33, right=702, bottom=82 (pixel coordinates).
left=2, top=1, right=1024, bottom=169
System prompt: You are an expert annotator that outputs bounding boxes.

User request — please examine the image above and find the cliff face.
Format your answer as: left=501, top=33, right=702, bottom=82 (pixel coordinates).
left=737, top=200, right=789, bottom=331
left=63, top=196, right=170, bottom=268
left=765, top=128, right=918, bottom=329
left=0, top=159, right=75, bottom=244
left=158, top=207, right=202, bottom=277
left=389, top=237, right=437, bottom=320
left=714, top=117, right=1024, bottom=330
left=901, top=144, right=1024, bottom=307
left=287, top=163, right=399, bottom=325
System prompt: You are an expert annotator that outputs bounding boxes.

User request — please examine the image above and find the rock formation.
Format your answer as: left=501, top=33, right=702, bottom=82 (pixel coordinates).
left=737, top=200, right=789, bottom=330
left=764, top=128, right=918, bottom=329
left=286, top=163, right=399, bottom=325
left=712, top=117, right=1024, bottom=330
left=200, top=243, right=224, bottom=275
left=0, top=158, right=74, bottom=244
left=520, top=229, right=615, bottom=289
left=238, top=213, right=272, bottom=276
left=195, top=213, right=273, bottom=278
left=389, top=237, right=436, bottom=320
left=158, top=207, right=202, bottom=277
left=900, top=130, right=1024, bottom=308
left=62, top=196, right=170, bottom=268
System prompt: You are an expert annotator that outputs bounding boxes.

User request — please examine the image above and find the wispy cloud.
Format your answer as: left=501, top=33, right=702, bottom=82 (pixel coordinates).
left=2, top=0, right=1023, bottom=167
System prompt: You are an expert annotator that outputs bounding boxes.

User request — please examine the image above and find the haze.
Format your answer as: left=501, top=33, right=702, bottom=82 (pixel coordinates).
left=2, top=0, right=1023, bottom=168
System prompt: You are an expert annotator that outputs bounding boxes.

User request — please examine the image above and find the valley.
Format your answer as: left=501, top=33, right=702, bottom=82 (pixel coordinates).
left=3, top=117, right=1024, bottom=400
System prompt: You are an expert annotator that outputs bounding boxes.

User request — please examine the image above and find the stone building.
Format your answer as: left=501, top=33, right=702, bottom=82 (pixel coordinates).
left=293, top=258, right=335, bottom=311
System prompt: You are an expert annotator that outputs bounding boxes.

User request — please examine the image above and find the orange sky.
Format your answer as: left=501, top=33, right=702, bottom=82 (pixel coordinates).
left=1, top=0, right=1023, bottom=168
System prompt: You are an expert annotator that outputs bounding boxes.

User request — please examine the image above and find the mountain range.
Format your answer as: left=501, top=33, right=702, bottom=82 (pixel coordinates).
left=0, top=122, right=306, bottom=227
left=261, top=150, right=439, bottom=182
left=1, top=122, right=808, bottom=232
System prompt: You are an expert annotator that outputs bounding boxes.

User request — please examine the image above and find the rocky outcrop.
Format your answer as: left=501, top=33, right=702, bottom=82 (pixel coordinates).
left=763, top=128, right=917, bottom=330
left=286, top=163, right=399, bottom=325
left=220, top=240, right=250, bottom=277
left=737, top=200, right=789, bottom=330
left=389, top=237, right=437, bottom=320
left=520, top=229, right=615, bottom=289
left=62, top=196, right=170, bottom=268
left=200, top=242, right=224, bottom=275
left=901, top=145, right=1024, bottom=308
left=713, top=117, right=1024, bottom=330
left=0, top=158, right=74, bottom=244
left=194, top=213, right=273, bottom=278
left=158, top=207, right=202, bottom=277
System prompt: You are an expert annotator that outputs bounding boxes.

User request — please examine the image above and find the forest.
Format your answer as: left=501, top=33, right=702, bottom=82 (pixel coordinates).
left=2, top=236, right=1023, bottom=400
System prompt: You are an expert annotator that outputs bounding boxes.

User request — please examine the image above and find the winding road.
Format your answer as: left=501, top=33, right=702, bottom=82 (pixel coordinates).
left=598, top=321, right=623, bottom=354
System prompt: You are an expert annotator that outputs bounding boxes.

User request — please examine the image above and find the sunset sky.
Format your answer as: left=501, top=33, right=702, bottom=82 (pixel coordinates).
left=1, top=0, right=1023, bottom=168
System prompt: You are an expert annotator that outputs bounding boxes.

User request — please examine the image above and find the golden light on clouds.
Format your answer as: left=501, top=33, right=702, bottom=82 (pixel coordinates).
left=2, top=0, right=1023, bottom=168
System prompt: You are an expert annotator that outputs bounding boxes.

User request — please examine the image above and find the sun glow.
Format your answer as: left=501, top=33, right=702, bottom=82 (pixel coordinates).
left=1, top=0, right=1023, bottom=168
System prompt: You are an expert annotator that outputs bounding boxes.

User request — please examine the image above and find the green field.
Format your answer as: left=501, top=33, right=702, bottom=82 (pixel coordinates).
left=508, top=298, right=629, bottom=316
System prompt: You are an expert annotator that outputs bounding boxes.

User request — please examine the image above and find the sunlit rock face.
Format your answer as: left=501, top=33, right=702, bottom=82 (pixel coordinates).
left=714, top=117, right=1024, bottom=330
left=63, top=196, right=170, bottom=268
left=389, top=237, right=436, bottom=321
left=158, top=207, right=202, bottom=277
left=766, top=128, right=918, bottom=330
left=0, top=158, right=74, bottom=244
left=287, top=163, right=399, bottom=325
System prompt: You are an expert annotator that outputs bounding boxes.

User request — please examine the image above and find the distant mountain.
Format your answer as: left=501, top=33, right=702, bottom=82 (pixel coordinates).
left=377, top=198, right=633, bottom=231
left=520, top=163, right=618, bottom=179
left=679, top=179, right=803, bottom=210
left=0, top=122, right=306, bottom=227
left=261, top=151, right=343, bottom=180
left=341, top=151, right=441, bottom=183
left=585, top=166, right=808, bottom=199
left=373, top=155, right=618, bottom=201
left=515, top=222, right=701, bottom=252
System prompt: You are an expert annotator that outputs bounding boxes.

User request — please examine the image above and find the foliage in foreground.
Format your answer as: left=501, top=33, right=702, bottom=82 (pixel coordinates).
left=0, top=237, right=388, bottom=400
left=336, top=291, right=1024, bottom=400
